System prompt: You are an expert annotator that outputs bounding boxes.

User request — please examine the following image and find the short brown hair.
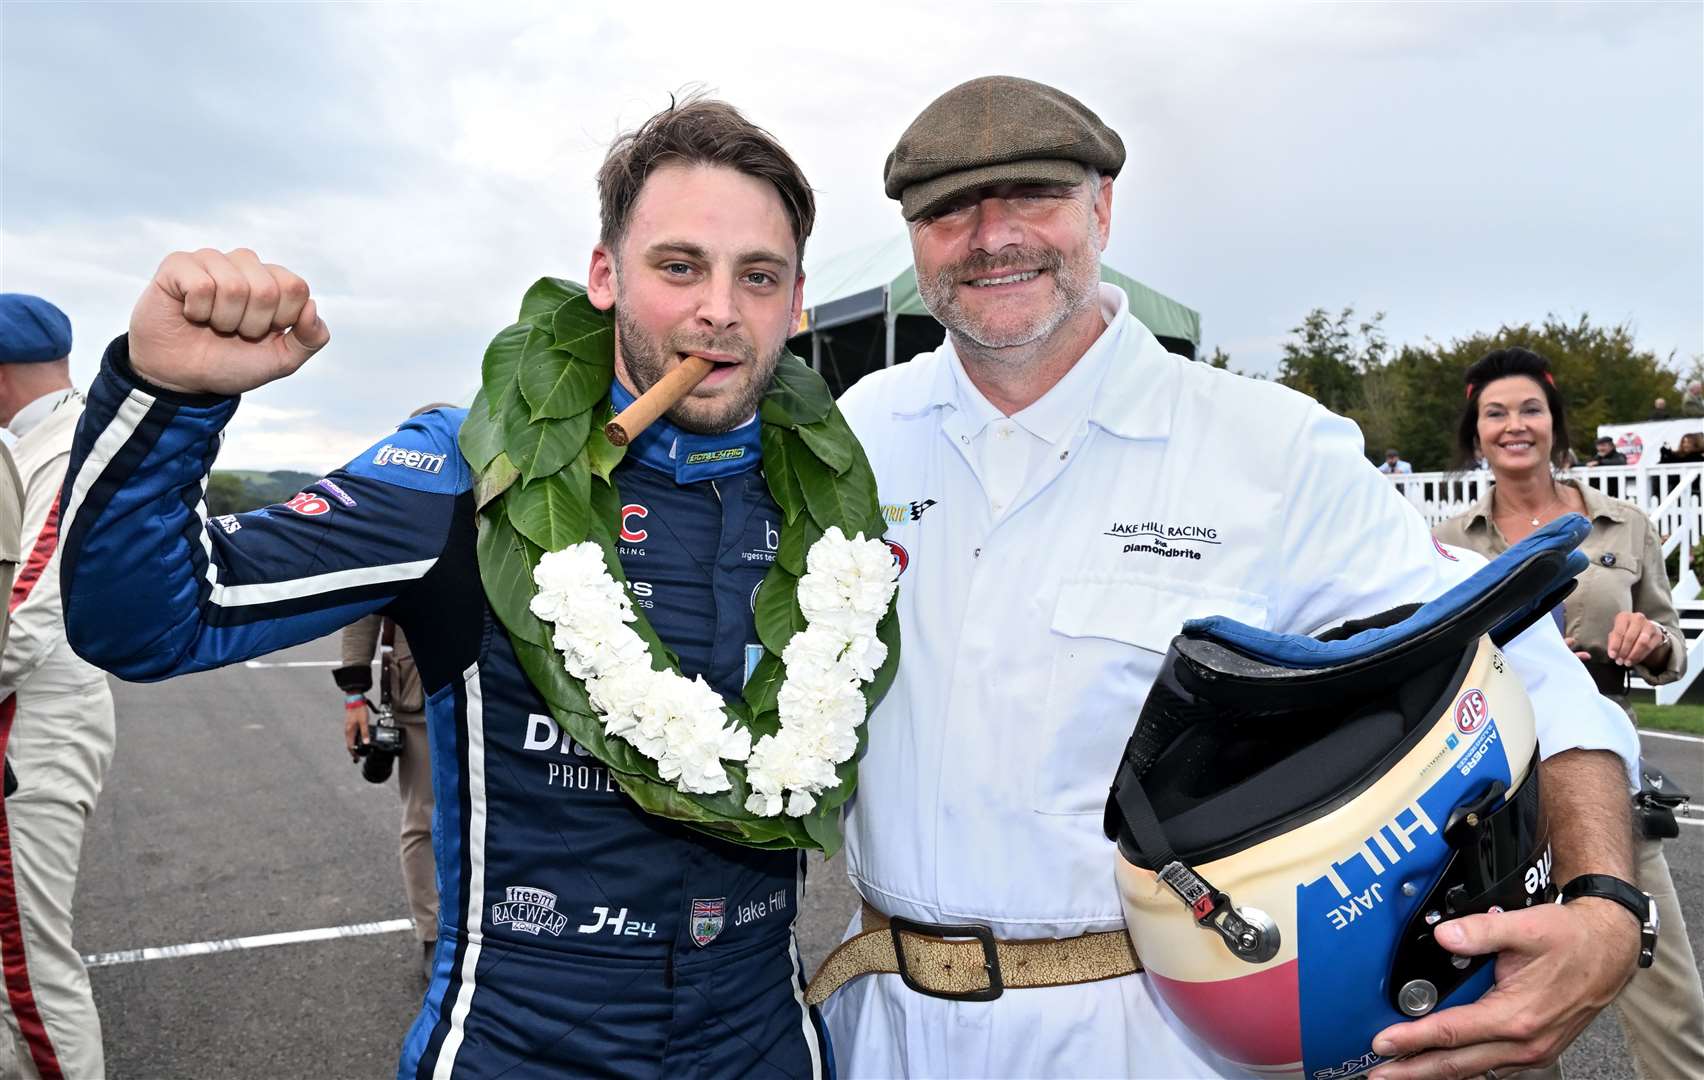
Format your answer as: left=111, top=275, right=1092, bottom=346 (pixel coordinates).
left=596, top=94, right=815, bottom=269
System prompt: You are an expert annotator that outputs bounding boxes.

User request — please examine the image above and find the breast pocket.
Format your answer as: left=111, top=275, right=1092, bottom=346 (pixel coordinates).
left=1032, top=575, right=1268, bottom=815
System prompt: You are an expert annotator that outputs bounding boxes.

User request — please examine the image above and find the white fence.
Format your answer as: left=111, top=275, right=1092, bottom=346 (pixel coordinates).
left=1392, top=462, right=1704, bottom=703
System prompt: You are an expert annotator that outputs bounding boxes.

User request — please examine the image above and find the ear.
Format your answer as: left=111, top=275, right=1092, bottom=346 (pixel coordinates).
left=1091, top=173, right=1114, bottom=252
left=789, top=269, right=806, bottom=336
left=587, top=245, right=617, bottom=311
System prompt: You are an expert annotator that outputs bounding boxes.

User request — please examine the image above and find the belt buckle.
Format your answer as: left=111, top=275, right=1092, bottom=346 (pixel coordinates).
left=887, top=915, right=1003, bottom=1002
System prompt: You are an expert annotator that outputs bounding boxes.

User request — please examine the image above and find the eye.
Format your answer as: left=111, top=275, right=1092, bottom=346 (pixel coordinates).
left=662, top=262, right=694, bottom=277
left=928, top=201, right=975, bottom=223
left=743, top=270, right=777, bottom=287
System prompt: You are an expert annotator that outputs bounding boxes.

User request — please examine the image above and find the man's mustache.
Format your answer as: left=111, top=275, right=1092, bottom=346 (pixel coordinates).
left=664, top=335, right=756, bottom=364
left=937, top=246, right=1065, bottom=286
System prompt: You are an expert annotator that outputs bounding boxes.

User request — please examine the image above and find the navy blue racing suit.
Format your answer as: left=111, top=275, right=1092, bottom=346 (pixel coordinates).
left=60, top=338, right=832, bottom=1079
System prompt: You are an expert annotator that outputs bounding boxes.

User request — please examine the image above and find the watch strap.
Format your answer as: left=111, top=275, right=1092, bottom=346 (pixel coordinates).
left=1559, top=873, right=1657, bottom=968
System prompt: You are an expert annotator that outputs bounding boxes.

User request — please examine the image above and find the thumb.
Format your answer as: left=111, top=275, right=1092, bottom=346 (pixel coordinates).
left=1434, top=908, right=1541, bottom=958
left=274, top=297, right=330, bottom=373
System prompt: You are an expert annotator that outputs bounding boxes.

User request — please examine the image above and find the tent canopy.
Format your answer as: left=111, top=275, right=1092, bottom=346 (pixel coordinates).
left=800, top=234, right=1201, bottom=347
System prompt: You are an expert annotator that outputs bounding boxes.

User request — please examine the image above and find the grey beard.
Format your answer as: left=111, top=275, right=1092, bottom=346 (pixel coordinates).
left=918, top=245, right=1098, bottom=352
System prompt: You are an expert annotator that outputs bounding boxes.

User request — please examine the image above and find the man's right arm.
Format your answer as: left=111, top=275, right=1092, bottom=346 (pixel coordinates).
left=61, top=340, right=467, bottom=681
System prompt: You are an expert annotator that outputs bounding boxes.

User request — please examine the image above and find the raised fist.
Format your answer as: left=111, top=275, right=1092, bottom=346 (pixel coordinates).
left=128, top=248, right=330, bottom=395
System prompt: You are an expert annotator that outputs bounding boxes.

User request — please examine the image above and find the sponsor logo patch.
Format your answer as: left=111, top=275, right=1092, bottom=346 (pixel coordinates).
left=373, top=443, right=447, bottom=474
left=576, top=905, right=657, bottom=938
left=1432, top=537, right=1459, bottom=562
left=315, top=478, right=358, bottom=507
left=491, top=885, right=569, bottom=937
left=881, top=498, right=938, bottom=524
left=1314, top=1050, right=1384, bottom=1079
left=1454, top=688, right=1489, bottom=734
left=620, top=503, right=649, bottom=543
left=684, top=447, right=745, bottom=466
left=283, top=492, right=331, bottom=517
left=1525, top=845, right=1553, bottom=896
left=690, top=897, right=725, bottom=947
left=1456, top=725, right=1500, bottom=778
left=214, top=514, right=242, bottom=534
left=886, top=539, right=909, bottom=575
left=1105, top=519, right=1221, bottom=544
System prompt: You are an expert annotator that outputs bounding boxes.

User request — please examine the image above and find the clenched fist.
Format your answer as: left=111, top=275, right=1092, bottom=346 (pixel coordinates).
left=129, top=248, right=330, bottom=395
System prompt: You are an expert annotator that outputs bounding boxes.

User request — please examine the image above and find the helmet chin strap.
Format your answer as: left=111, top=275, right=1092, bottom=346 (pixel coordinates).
left=1108, top=757, right=1280, bottom=965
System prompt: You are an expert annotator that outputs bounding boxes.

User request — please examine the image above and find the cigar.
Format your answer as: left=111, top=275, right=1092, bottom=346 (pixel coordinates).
left=604, top=355, right=717, bottom=446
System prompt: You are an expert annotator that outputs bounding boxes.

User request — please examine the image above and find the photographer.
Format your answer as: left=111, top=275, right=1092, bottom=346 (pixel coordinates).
left=333, top=611, right=437, bottom=983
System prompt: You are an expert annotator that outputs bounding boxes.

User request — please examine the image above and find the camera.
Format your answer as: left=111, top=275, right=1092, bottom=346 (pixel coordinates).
left=352, top=699, right=406, bottom=784
left=1635, top=762, right=1691, bottom=841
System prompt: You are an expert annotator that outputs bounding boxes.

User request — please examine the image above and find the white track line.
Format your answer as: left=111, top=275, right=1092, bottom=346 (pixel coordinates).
left=82, top=917, right=412, bottom=969
left=1677, top=816, right=1704, bottom=829
left=1641, top=729, right=1704, bottom=745
left=243, top=660, right=344, bottom=669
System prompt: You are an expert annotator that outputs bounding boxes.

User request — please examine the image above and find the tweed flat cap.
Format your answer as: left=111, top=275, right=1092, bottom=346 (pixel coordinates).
left=885, top=76, right=1124, bottom=221
left=0, top=294, right=71, bottom=364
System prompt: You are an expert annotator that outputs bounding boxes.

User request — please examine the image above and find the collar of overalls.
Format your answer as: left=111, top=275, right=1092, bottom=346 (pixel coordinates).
left=610, top=377, right=763, bottom=484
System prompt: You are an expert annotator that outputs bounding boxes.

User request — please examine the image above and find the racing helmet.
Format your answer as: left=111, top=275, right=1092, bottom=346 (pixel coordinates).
left=1103, top=515, right=1591, bottom=1080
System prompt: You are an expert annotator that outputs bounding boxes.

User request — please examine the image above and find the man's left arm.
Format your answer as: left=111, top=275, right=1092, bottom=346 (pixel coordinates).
left=1270, top=406, right=1640, bottom=1078
left=1368, top=750, right=1637, bottom=1079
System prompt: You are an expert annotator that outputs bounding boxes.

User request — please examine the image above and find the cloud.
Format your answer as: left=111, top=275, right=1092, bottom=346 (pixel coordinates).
left=3, top=2, right=1698, bottom=467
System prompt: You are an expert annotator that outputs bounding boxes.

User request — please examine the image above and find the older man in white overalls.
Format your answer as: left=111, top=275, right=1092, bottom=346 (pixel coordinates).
left=813, top=77, right=1652, bottom=1080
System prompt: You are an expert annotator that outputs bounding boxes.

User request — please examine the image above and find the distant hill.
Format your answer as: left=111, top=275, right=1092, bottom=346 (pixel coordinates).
left=208, top=469, right=321, bottom=515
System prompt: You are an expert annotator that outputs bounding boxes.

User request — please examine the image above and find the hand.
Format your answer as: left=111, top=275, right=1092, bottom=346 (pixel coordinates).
left=1563, top=635, right=1591, bottom=662
left=1605, top=611, right=1668, bottom=668
left=344, top=702, right=370, bottom=761
left=1368, top=899, right=1639, bottom=1079
left=129, top=248, right=329, bottom=395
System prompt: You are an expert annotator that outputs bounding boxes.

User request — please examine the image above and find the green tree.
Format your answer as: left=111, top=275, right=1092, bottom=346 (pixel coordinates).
left=1392, top=315, right=1677, bottom=470
left=1276, top=307, right=1388, bottom=419
left=205, top=473, right=249, bottom=516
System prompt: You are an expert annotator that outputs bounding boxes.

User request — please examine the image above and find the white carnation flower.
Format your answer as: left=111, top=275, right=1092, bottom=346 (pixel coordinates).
left=529, top=520, right=896, bottom=822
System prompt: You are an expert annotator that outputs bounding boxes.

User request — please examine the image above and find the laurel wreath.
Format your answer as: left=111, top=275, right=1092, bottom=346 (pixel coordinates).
left=459, top=278, right=898, bottom=854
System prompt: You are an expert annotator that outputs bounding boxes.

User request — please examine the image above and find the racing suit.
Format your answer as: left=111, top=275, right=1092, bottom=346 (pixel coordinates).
left=59, top=337, right=829, bottom=1080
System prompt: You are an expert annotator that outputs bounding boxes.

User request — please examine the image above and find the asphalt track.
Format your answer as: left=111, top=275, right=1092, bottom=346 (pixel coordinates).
left=14, top=635, right=1701, bottom=1078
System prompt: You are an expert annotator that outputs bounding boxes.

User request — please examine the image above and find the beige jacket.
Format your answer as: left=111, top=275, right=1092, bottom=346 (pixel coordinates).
left=0, top=443, right=20, bottom=654
left=1433, top=478, right=1685, bottom=686
left=2, top=393, right=108, bottom=696
left=338, top=614, right=424, bottom=715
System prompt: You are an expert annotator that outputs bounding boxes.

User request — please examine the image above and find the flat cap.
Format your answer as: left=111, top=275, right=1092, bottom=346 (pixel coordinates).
left=0, top=294, right=71, bottom=364
left=885, top=76, right=1125, bottom=221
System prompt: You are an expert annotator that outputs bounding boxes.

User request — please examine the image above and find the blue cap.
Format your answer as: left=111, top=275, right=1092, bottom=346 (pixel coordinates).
left=0, top=294, right=72, bottom=364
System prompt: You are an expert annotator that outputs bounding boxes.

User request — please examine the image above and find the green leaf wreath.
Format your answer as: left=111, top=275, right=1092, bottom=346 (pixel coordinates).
left=461, top=277, right=899, bottom=854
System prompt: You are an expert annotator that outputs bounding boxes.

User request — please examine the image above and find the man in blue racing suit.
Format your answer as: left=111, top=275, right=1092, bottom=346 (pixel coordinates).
left=57, top=98, right=831, bottom=1079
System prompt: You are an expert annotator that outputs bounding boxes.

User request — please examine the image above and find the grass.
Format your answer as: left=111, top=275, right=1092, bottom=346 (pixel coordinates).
left=1634, top=704, right=1704, bottom=737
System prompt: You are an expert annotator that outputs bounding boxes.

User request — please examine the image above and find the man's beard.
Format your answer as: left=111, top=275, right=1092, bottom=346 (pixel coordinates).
left=918, top=242, right=1099, bottom=352
left=615, top=308, right=781, bottom=435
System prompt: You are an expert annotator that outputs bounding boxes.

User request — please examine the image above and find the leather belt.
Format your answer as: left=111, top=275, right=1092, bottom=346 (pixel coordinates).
left=803, top=901, right=1141, bottom=1005
left=1584, top=661, right=1628, bottom=697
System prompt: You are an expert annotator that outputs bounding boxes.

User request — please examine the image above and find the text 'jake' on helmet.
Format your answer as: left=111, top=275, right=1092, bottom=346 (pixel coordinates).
left=1104, top=516, right=1592, bottom=1080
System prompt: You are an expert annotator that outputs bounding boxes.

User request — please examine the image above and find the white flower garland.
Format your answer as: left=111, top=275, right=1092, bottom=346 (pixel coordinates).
left=528, top=526, right=899, bottom=817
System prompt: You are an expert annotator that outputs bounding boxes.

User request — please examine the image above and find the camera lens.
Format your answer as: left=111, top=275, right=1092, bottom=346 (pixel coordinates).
left=361, top=749, right=396, bottom=784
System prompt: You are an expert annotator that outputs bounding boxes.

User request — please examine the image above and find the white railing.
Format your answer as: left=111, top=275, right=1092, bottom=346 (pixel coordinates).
left=1389, top=462, right=1704, bottom=531
left=1392, top=463, right=1704, bottom=703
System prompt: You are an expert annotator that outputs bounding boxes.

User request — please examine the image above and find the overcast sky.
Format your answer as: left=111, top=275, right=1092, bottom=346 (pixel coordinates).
left=4, top=2, right=1700, bottom=471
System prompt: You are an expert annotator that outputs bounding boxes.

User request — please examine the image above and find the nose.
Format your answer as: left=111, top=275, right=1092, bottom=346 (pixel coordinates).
left=968, top=196, right=1024, bottom=255
left=694, top=271, right=741, bottom=335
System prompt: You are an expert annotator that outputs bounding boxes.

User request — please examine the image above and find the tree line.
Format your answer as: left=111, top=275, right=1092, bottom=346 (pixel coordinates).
left=1206, top=309, right=1694, bottom=473
left=205, top=470, right=321, bottom=516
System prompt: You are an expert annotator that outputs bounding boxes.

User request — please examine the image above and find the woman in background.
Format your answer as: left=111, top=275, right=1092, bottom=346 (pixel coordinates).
left=1434, top=346, right=1703, bottom=1078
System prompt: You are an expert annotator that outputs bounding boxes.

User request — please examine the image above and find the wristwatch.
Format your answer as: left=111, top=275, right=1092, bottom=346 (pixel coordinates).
left=1559, top=874, right=1658, bottom=968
